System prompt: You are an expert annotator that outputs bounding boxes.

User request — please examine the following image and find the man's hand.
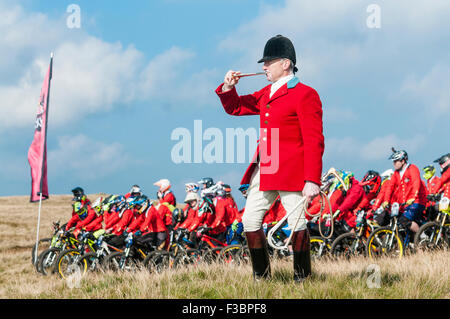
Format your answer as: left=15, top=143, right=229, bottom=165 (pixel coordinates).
left=303, top=181, right=320, bottom=204
left=222, top=70, right=241, bottom=92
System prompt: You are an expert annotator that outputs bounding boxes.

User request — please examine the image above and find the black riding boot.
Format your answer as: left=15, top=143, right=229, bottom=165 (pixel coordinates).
left=292, top=229, right=311, bottom=282
left=245, top=229, right=271, bottom=280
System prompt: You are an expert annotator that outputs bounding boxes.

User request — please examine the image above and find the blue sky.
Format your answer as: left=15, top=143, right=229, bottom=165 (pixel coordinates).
left=0, top=0, right=449, bottom=209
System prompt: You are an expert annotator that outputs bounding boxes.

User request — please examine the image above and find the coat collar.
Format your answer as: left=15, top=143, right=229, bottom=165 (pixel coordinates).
left=267, top=76, right=300, bottom=103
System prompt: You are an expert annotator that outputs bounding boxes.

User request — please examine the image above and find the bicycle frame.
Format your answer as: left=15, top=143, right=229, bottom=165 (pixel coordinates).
left=267, top=167, right=347, bottom=250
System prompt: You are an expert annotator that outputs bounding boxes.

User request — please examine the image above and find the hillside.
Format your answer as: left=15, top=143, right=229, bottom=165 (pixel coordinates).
left=0, top=195, right=448, bottom=299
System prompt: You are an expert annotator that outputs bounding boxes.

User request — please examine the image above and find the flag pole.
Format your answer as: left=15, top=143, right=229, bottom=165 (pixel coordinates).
left=33, top=52, right=53, bottom=266
left=33, top=192, right=43, bottom=265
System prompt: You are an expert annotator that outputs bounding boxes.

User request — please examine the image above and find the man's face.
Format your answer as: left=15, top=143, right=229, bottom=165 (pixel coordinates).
left=441, top=159, right=450, bottom=171
left=393, top=159, right=405, bottom=171
left=262, top=58, right=290, bottom=82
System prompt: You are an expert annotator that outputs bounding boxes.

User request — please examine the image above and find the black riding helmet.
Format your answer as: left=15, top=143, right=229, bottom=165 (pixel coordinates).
left=258, top=34, right=298, bottom=73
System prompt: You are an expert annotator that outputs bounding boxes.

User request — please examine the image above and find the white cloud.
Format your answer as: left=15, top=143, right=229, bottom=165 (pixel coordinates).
left=399, top=63, right=450, bottom=116
left=0, top=2, right=217, bottom=131
left=48, top=134, right=131, bottom=179
left=324, top=133, right=425, bottom=163
left=360, top=134, right=426, bottom=161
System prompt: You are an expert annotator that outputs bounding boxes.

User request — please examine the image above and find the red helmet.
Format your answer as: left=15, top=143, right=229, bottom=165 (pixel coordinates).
left=361, top=170, right=381, bottom=195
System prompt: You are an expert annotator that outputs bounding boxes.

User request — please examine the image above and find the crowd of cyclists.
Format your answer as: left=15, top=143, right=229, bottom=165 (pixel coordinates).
left=35, top=149, right=450, bottom=278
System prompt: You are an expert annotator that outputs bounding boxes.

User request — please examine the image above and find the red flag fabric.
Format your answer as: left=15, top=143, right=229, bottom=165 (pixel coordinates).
left=28, top=57, right=52, bottom=202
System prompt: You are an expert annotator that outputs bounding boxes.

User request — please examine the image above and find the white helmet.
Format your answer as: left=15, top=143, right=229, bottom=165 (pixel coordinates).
left=381, top=169, right=394, bottom=180
left=154, top=179, right=171, bottom=192
left=129, top=185, right=142, bottom=196
left=184, top=192, right=199, bottom=203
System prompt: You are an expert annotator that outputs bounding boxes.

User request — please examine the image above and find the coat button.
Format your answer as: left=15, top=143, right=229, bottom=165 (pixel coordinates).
left=262, top=137, right=267, bottom=141
left=266, top=104, right=270, bottom=109
left=265, top=113, right=269, bottom=117
left=264, top=120, right=268, bottom=124
left=263, top=128, right=267, bottom=133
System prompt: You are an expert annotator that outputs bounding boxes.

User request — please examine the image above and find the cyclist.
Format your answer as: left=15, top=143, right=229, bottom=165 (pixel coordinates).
left=82, top=196, right=105, bottom=232
left=124, top=184, right=142, bottom=199
left=198, top=177, right=217, bottom=199
left=177, top=191, right=199, bottom=230
left=65, top=201, right=96, bottom=238
left=70, top=187, right=91, bottom=216
left=103, top=195, right=125, bottom=231
left=125, top=195, right=149, bottom=234
left=358, top=170, right=382, bottom=218
left=154, top=179, right=176, bottom=206
left=433, top=153, right=450, bottom=199
left=332, top=171, right=365, bottom=231
left=208, top=188, right=228, bottom=242
left=370, top=169, right=395, bottom=226
left=384, top=148, right=427, bottom=234
left=423, top=165, right=441, bottom=220
left=138, top=198, right=168, bottom=250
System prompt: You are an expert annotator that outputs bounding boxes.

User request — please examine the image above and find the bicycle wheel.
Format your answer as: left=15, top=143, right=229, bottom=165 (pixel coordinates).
left=176, top=248, right=201, bottom=266
left=31, top=238, right=51, bottom=266
left=144, top=251, right=175, bottom=273
left=366, top=227, right=404, bottom=259
left=219, top=245, right=244, bottom=265
left=80, top=252, right=104, bottom=272
left=37, top=247, right=61, bottom=275
left=414, top=221, right=449, bottom=251
left=331, top=232, right=366, bottom=258
left=104, top=251, right=139, bottom=271
left=56, top=249, right=88, bottom=280
left=201, top=247, right=222, bottom=263
left=310, top=236, right=331, bottom=259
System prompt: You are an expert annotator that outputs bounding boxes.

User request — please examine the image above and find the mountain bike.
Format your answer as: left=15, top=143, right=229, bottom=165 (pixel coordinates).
left=78, top=232, right=123, bottom=272
left=414, top=196, right=449, bottom=251
left=56, top=231, right=98, bottom=279
left=366, top=203, right=413, bottom=259
left=104, top=232, right=151, bottom=271
left=330, top=210, right=377, bottom=258
left=37, top=228, right=79, bottom=275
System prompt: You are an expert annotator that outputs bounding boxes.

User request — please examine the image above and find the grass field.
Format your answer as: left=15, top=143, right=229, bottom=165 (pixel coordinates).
left=0, top=195, right=449, bottom=299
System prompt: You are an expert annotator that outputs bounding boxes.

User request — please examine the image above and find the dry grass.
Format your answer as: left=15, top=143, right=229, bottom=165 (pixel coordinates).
left=0, top=195, right=449, bottom=299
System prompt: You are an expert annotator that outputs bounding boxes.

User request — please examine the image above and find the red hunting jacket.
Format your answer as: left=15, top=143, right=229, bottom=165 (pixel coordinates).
left=385, top=164, right=427, bottom=206
left=215, top=77, right=324, bottom=191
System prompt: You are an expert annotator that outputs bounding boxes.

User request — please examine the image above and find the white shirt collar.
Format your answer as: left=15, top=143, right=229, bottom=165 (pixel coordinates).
left=270, top=73, right=294, bottom=98
left=399, top=163, right=410, bottom=179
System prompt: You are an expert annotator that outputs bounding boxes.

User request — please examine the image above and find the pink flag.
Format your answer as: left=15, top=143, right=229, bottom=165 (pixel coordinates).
left=28, top=56, right=53, bottom=202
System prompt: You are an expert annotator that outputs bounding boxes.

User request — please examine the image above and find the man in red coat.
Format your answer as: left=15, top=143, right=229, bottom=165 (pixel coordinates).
left=384, top=149, right=427, bottom=233
left=434, top=153, right=450, bottom=199
left=215, top=35, right=324, bottom=282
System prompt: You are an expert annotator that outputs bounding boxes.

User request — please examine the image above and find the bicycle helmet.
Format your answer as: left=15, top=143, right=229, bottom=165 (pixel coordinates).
left=92, top=196, right=104, bottom=214
left=71, top=187, right=85, bottom=201
left=434, top=153, right=450, bottom=173
left=332, top=170, right=354, bottom=191
left=100, top=195, right=116, bottom=212
left=172, top=208, right=184, bottom=224
left=380, top=169, right=394, bottom=179
left=422, top=165, right=436, bottom=180
left=184, top=191, right=199, bottom=203
left=198, top=177, right=214, bottom=189
left=361, top=170, right=381, bottom=195
left=222, top=184, right=232, bottom=194
left=215, top=188, right=226, bottom=198
left=129, top=185, right=142, bottom=197
left=389, top=147, right=408, bottom=162
left=198, top=197, right=214, bottom=216
left=154, top=179, right=171, bottom=192
left=185, top=182, right=200, bottom=193
left=238, top=184, right=250, bottom=193
left=73, top=201, right=87, bottom=217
